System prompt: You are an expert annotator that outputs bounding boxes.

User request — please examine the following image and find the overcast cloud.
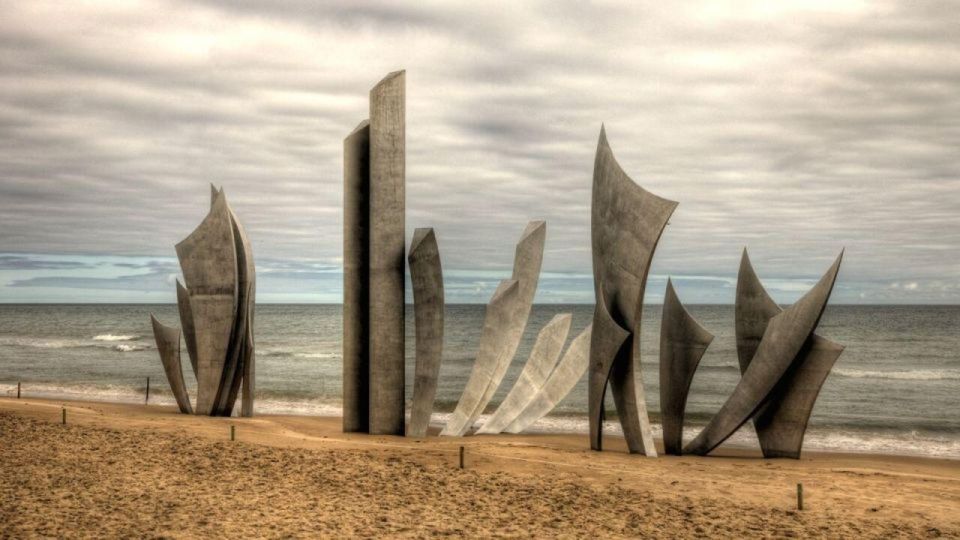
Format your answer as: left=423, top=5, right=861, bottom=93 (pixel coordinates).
left=0, top=0, right=957, bottom=303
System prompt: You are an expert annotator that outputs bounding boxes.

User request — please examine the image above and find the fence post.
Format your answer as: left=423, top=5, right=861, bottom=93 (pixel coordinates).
left=459, top=446, right=465, bottom=469
left=145, top=376, right=150, bottom=404
left=17, top=381, right=21, bottom=399
left=61, top=407, right=66, bottom=425
left=797, top=483, right=804, bottom=511
left=230, top=425, right=235, bottom=441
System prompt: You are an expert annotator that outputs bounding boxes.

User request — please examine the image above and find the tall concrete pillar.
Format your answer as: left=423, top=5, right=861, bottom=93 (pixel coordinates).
left=342, top=120, right=371, bottom=433
left=368, top=70, right=406, bottom=435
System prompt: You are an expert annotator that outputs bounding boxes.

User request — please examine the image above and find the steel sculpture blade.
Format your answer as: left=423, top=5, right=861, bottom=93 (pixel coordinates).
left=175, top=280, right=199, bottom=379
left=684, top=252, right=843, bottom=456
left=658, top=279, right=713, bottom=455
left=504, top=323, right=593, bottom=434
left=175, top=190, right=238, bottom=415
left=342, top=120, right=371, bottom=433
left=441, top=221, right=545, bottom=437
left=735, top=249, right=844, bottom=458
left=407, top=228, right=444, bottom=438
left=216, top=188, right=256, bottom=417
left=440, top=279, right=521, bottom=436
left=368, top=70, right=407, bottom=436
left=477, top=313, right=572, bottom=435
left=150, top=315, right=194, bottom=414
left=588, top=293, right=632, bottom=451
left=589, top=126, right=676, bottom=455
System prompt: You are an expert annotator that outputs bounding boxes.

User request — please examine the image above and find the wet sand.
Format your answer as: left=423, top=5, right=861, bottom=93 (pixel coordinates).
left=1, top=397, right=957, bottom=538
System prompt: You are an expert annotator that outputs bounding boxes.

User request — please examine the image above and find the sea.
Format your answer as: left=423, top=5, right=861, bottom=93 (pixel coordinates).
left=0, top=304, right=957, bottom=459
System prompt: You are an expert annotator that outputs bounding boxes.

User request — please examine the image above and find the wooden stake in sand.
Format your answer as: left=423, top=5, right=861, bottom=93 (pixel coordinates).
left=797, top=483, right=804, bottom=511
left=459, top=446, right=465, bottom=469
left=231, top=425, right=235, bottom=441
left=61, top=407, right=66, bottom=425
left=145, top=377, right=150, bottom=404
left=17, top=381, right=20, bottom=399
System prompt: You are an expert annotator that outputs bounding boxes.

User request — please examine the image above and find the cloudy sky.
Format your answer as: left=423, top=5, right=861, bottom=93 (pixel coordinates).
left=1, top=0, right=957, bottom=304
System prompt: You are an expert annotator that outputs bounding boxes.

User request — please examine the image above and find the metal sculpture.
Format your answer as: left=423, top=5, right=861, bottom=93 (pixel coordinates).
left=342, top=120, right=371, bottom=433
left=658, top=279, right=713, bottom=455
left=588, top=126, right=676, bottom=455
left=150, top=186, right=256, bottom=417
left=735, top=250, right=845, bottom=458
left=441, top=221, right=545, bottom=437
left=343, top=71, right=407, bottom=435
left=149, top=315, right=193, bottom=414
left=368, top=70, right=407, bottom=436
left=476, top=313, right=572, bottom=435
left=503, top=324, right=593, bottom=434
left=407, top=228, right=444, bottom=437
left=684, top=251, right=843, bottom=456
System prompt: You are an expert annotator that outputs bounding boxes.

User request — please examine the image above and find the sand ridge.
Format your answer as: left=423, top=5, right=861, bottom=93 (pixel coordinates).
left=0, top=398, right=957, bottom=538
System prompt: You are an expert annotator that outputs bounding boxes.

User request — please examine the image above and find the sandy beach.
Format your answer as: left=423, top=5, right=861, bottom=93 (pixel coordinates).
left=0, top=397, right=957, bottom=538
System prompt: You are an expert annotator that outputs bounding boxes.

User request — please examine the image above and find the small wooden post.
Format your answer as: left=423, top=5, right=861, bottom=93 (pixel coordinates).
left=230, top=425, right=235, bottom=441
left=61, top=407, right=66, bottom=425
left=17, top=381, right=21, bottom=399
left=145, top=376, right=150, bottom=404
left=459, top=446, right=465, bottom=469
left=797, top=483, right=804, bottom=511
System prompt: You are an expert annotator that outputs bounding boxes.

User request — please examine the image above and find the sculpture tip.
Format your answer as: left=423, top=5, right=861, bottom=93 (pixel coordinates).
left=409, top=227, right=435, bottom=254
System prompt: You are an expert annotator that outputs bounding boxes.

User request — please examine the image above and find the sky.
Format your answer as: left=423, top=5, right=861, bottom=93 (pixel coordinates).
left=0, top=0, right=957, bottom=304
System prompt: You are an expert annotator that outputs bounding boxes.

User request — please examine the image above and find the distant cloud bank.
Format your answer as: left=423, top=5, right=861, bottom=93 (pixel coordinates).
left=0, top=1, right=957, bottom=303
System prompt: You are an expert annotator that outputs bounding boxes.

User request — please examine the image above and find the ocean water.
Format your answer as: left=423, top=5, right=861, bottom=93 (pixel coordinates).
left=0, top=304, right=957, bottom=459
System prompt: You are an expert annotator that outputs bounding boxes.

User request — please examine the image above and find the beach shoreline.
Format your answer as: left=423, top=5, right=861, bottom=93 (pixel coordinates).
left=1, top=397, right=957, bottom=538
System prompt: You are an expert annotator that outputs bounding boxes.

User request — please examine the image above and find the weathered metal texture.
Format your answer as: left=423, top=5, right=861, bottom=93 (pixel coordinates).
left=440, top=279, right=520, bottom=436
left=368, top=70, right=406, bottom=435
left=217, top=192, right=256, bottom=417
left=736, top=250, right=844, bottom=458
left=175, top=280, right=198, bottom=379
left=588, top=295, right=631, bottom=451
left=588, top=126, right=676, bottom=455
left=175, top=190, right=238, bottom=415
left=503, top=324, right=593, bottom=434
left=684, top=252, right=843, bottom=456
left=150, top=315, right=193, bottom=414
left=441, top=221, right=545, bottom=437
left=477, top=313, right=572, bottom=435
left=342, top=120, right=371, bottom=433
left=754, top=335, right=843, bottom=458
left=658, top=279, right=714, bottom=455
left=239, top=280, right=256, bottom=418
left=407, top=228, right=444, bottom=438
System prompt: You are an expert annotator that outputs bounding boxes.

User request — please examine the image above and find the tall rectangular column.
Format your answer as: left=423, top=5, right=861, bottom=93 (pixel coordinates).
left=368, top=70, right=406, bottom=435
left=342, top=120, right=371, bottom=433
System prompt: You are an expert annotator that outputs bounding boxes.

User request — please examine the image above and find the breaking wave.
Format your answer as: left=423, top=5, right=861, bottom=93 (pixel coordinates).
left=833, top=368, right=960, bottom=381
left=93, top=334, right=140, bottom=342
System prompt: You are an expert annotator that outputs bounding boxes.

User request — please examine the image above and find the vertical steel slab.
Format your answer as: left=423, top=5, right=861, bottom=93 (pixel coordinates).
left=368, top=71, right=406, bottom=435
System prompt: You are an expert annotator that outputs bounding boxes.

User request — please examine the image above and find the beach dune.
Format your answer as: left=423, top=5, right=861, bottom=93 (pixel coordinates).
left=0, top=397, right=957, bottom=538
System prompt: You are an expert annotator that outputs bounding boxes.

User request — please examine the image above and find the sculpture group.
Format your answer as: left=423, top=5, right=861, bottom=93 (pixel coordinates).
left=333, top=71, right=845, bottom=459
left=150, top=186, right=256, bottom=417
left=148, top=69, right=846, bottom=458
